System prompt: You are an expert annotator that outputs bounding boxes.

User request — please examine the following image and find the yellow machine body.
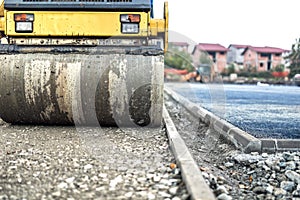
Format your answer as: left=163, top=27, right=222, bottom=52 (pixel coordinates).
left=0, top=0, right=168, bottom=127
left=0, top=0, right=168, bottom=47
left=5, top=11, right=148, bottom=37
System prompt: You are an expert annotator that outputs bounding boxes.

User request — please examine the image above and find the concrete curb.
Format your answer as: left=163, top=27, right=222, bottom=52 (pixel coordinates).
left=163, top=106, right=216, bottom=200
left=165, top=86, right=300, bottom=153
left=261, top=139, right=300, bottom=153
left=164, top=87, right=261, bottom=153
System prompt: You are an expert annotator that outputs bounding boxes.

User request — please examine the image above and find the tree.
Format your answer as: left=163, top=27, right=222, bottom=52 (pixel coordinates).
left=164, top=46, right=194, bottom=72
left=274, top=64, right=284, bottom=72
left=227, top=63, right=236, bottom=74
left=287, top=38, right=300, bottom=78
left=199, top=52, right=212, bottom=66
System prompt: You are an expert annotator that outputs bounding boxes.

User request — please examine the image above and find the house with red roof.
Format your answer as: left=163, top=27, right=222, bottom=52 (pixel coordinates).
left=241, top=46, right=289, bottom=72
left=192, top=43, right=228, bottom=78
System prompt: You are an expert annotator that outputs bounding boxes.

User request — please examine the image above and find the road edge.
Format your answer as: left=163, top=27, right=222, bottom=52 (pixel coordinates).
left=163, top=105, right=216, bottom=200
left=164, top=86, right=300, bottom=153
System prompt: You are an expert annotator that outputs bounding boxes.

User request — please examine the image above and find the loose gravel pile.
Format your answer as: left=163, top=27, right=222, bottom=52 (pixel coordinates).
left=225, top=151, right=300, bottom=200
left=0, top=122, right=188, bottom=199
left=165, top=94, right=300, bottom=200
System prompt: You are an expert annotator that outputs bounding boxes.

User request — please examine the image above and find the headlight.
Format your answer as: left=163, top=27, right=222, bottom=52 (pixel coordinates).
left=121, top=23, right=139, bottom=34
left=15, top=22, right=33, bottom=32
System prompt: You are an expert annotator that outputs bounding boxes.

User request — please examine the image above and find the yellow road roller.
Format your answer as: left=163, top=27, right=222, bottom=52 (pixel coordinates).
left=0, top=0, right=168, bottom=127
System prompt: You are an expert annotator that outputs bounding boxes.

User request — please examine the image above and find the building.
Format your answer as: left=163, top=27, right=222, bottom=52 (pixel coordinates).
left=227, top=44, right=250, bottom=70
left=168, top=42, right=189, bottom=52
left=241, top=46, right=289, bottom=72
left=192, top=43, right=228, bottom=77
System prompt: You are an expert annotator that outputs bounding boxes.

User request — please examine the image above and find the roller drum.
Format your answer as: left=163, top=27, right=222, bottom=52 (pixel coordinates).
left=0, top=48, right=164, bottom=127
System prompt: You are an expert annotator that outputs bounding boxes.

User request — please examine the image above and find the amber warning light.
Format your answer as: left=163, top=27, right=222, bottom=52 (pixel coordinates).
left=14, top=13, right=34, bottom=22
left=120, top=14, right=140, bottom=23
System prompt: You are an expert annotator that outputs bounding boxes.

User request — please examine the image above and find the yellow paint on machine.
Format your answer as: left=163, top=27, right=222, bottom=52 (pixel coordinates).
left=5, top=11, right=149, bottom=37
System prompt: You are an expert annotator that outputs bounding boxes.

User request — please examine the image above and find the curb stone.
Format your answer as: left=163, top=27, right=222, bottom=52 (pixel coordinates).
left=165, top=86, right=300, bottom=153
left=163, top=106, right=216, bottom=200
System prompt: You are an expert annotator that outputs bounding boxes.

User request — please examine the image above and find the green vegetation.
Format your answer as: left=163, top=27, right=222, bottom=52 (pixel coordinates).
left=227, top=64, right=236, bottom=74
left=273, top=64, right=285, bottom=72
left=164, top=46, right=194, bottom=72
left=222, top=64, right=283, bottom=79
left=287, top=39, right=300, bottom=78
left=237, top=71, right=273, bottom=79
left=221, top=64, right=235, bottom=76
left=199, top=53, right=212, bottom=66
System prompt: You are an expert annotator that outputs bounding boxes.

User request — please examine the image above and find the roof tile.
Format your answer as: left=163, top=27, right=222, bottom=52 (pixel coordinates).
left=196, top=43, right=228, bottom=52
left=242, top=46, right=290, bottom=54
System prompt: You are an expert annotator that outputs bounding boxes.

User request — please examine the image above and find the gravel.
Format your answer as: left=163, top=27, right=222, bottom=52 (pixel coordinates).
left=165, top=93, right=300, bottom=200
left=0, top=122, right=189, bottom=199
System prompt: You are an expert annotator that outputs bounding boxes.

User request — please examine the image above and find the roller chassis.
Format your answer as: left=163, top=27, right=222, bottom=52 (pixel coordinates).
left=0, top=0, right=168, bottom=127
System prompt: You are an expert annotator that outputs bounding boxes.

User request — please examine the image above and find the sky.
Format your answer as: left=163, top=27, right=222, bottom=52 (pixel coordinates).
left=153, top=0, right=300, bottom=51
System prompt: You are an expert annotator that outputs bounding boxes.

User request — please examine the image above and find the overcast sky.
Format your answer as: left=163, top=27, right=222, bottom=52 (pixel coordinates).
left=154, top=0, right=299, bottom=51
